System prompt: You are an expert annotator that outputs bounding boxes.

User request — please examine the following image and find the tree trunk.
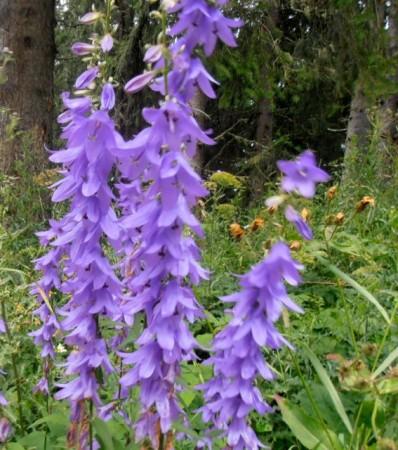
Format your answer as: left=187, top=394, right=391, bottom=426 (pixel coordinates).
left=115, top=2, right=158, bottom=138
left=377, top=0, right=398, bottom=185
left=341, top=81, right=371, bottom=187
left=0, top=0, right=55, bottom=175
left=191, top=88, right=208, bottom=173
left=250, top=0, right=279, bottom=199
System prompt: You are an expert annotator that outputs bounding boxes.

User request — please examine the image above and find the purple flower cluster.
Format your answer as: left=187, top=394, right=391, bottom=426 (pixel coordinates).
left=32, top=16, right=124, bottom=425
left=117, top=0, right=242, bottom=444
left=278, top=150, right=330, bottom=240
left=200, top=243, right=303, bottom=449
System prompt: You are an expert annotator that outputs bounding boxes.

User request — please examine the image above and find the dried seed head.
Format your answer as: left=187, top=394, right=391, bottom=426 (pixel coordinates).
left=229, top=223, right=245, bottom=239
left=356, top=196, right=375, bottom=213
left=327, top=185, right=337, bottom=200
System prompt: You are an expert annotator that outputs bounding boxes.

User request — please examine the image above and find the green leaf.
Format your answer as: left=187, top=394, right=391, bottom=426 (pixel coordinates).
left=93, top=418, right=115, bottom=450
left=30, top=413, right=69, bottom=436
left=376, top=378, right=398, bottom=394
left=316, top=256, right=390, bottom=324
left=19, top=431, right=47, bottom=449
left=276, top=396, right=342, bottom=450
left=373, top=346, right=398, bottom=378
left=303, top=345, right=353, bottom=435
left=7, top=444, right=25, bottom=450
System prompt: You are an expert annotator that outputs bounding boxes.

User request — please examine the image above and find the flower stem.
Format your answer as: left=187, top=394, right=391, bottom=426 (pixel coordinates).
left=89, top=399, right=94, bottom=450
left=288, top=348, right=339, bottom=450
left=0, top=298, right=25, bottom=434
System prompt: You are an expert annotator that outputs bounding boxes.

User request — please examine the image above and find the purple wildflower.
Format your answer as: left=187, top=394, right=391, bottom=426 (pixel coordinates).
left=277, top=150, right=330, bottom=198
left=0, top=319, right=5, bottom=334
left=118, top=0, right=242, bottom=443
left=285, top=205, right=313, bottom=240
left=200, top=243, right=303, bottom=449
left=0, top=418, right=11, bottom=443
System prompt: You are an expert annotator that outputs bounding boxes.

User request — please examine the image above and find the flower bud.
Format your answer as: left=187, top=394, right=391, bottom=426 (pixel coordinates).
left=71, top=42, right=96, bottom=56
left=124, top=71, right=156, bottom=94
left=79, top=11, right=103, bottom=25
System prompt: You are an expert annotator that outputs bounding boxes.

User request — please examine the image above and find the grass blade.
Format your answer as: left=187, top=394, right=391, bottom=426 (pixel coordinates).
left=373, top=346, right=398, bottom=378
left=316, top=256, right=390, bottom=325
left=303, top=344, right=353, bottom=434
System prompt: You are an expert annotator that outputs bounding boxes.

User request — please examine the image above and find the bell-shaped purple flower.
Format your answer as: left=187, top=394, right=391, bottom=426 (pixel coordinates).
left=277, top=150, right=330, bottom=198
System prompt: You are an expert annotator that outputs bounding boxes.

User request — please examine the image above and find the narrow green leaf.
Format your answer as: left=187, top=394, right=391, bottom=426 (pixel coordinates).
left=276, top=396, right=341, bottom=450
left=93, top=418, right=115, bottom=450
left=373, top=346, right=398, bottom=378
left=303, top=345, right=353, bottom=434
left=316, top=256, right=390, bottom=324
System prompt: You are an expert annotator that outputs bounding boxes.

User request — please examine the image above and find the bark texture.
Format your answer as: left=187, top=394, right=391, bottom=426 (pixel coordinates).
left=377, top=1, right=398, bottom=184
left=0, top=0, right=55, bottom=175
left=250, top=0, right=279, bottom=198
left=342, top=81, right=371, bottom=186
left=115, top=1, right=158, bottom=139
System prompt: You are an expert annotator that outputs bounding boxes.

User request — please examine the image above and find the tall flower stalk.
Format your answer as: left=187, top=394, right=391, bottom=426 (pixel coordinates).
left=117, top=0, right=242, bottom=445
left=200, top=150, right=330, bottom=448
left=33, top=3, right=124, bottom=447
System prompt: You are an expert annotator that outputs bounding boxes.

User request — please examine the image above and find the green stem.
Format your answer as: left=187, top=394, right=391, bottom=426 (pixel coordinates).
left=1, top=298, right=25, bottom=434
left=161, top=11, right=169, bottom=96
left=371, top=301, right=398, bottom=373
left=89, top=399, right=94, bottom=450
left=288, top=349, right=339, bottom=450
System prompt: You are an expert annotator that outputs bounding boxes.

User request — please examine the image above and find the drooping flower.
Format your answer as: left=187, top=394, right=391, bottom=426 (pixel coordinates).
left=285, top=205, right=313, bottom=240
left=277, top=150, right=330, bottom=198
left=200, top=243, right=303, bottom=449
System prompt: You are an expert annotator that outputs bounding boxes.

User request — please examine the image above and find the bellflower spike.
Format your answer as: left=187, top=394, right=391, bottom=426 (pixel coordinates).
left=34, top=41, right=127, bottom=417
left=277, top=150, right=330, bottom=198
left=285, top=205, right=313, bottom=240
left=0, top=319, right=5, bottom=334
left=200, top=243, right=303, bottom=449
left=117, top=0, right=242, bottom=443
